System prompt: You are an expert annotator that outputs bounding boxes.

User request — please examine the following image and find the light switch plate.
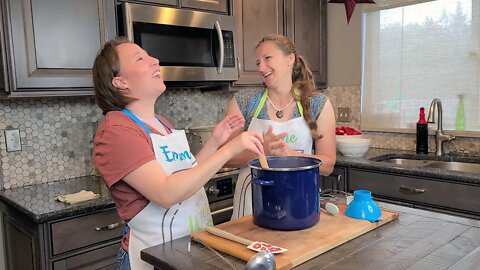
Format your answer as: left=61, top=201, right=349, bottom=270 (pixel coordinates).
left=338, top=107, right=351, bottom=122
left=5, top=129, right=21, bottom=152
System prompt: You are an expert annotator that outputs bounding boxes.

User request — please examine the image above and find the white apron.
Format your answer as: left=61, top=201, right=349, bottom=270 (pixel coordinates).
left=231, top=91, right=313, bottom=219
left=122, top=109, right=212, bottom=270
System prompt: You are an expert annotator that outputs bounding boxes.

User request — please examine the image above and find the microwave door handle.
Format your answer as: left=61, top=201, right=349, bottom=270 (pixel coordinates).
left=214, top=21, right=224, bottom=74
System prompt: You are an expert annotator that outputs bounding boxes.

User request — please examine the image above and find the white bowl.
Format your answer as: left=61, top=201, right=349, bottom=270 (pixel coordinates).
left=336, top=134, right=363, bottom=141
left=337, top=137, right=370, bottom=157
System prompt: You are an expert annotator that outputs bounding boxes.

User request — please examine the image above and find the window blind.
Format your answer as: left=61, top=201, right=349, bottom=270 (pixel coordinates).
left=361, top=0, right=480, bottom=134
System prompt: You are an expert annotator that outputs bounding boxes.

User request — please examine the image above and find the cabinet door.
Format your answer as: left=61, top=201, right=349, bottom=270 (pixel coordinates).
left=117, top=0, right=178, bottom=6
left=52, top=242, right=120, bottom=270
left=4, top=0, right=116, bottom=96
left=285, top=0, right=327, bottom=88
left=3, top=213, right=39, bottom=270
left=320, top=166, right=347, bottom=192
left=182, top=0, right=229, bottom=14
left=233, top=0, right=284, bottom=85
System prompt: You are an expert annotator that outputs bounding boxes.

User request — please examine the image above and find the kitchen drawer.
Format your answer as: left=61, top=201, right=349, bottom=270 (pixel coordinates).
left=50, top=209, right=123, bottom=256
left=349, top=169, right=480, bottom=215
left=52, top=242, right=120, bottom=270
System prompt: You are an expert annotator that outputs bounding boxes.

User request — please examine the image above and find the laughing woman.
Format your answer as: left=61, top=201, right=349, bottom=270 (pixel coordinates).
left=92, top=37, right=264, bottom=270
left=226, top=34, right=337, bottom=219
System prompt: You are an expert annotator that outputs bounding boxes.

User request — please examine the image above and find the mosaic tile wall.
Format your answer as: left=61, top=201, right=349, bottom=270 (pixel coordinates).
left=0, top=89, right=237, bottom=190
left=0, top=97, right=102, bottom=189
left=0, top=86, right=479, bottom=190
left=154, top=88, right=236, bottom=129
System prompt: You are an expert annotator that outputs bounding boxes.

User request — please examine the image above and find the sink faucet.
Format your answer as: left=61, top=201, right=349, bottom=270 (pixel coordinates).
left=427, top=98, right=455, bottom=156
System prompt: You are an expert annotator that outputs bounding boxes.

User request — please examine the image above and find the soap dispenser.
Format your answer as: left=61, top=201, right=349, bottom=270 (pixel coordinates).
left=416, top=107, right=428, bottom=154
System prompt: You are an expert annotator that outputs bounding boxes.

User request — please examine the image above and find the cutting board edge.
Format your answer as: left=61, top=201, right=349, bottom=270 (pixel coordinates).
left=290, top=209, right=400, bottom=267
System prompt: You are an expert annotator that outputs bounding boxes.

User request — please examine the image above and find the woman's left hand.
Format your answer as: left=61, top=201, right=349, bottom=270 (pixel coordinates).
left=211, top=114, right=245, bottom=147
left=268, top=140, right=297, bottom=156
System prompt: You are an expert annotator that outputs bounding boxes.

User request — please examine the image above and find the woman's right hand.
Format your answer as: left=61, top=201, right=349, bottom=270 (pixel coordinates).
left=225, top=131, right=264, bottom=157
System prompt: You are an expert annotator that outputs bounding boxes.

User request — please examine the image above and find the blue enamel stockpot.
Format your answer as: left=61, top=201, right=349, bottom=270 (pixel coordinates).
left=248, top=156, right=322, bottom=230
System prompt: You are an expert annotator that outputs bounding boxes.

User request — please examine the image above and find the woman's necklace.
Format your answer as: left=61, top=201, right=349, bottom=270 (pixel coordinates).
left=267, top=96, right=294, bottom=118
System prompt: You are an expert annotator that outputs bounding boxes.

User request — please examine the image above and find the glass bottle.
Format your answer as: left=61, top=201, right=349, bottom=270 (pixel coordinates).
left=455, top=94, right=465, bottom=130
left=416, top=107, right=428, bottom=154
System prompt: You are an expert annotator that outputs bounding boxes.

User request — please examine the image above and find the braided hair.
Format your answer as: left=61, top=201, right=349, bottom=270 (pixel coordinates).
left=256, top=34, right=320, bottom=139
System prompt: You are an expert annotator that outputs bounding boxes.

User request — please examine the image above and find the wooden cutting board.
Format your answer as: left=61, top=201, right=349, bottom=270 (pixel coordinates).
left=191, top=204, right=399, bottom=270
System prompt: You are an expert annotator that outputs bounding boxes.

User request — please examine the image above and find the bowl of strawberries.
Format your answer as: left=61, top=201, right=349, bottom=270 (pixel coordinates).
left=335, top=126, right=370, bottom=157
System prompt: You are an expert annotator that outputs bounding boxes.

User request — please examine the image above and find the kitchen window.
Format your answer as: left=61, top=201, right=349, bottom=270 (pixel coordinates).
left=361, top=0, right=480, bottom=136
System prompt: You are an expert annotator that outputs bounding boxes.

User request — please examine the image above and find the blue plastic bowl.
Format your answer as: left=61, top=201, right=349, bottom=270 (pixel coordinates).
left=345, top=190, right=381, bottom=222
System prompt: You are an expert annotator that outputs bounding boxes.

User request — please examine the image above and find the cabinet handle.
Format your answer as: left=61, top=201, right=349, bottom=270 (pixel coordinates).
left=399, top=186, right=426, bottom=193
left=95, top=222, right=121, bottom=231
left=336, top=174, right=343, bottom=184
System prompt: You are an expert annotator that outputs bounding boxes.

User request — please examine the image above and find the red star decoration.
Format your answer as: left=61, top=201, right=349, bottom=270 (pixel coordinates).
left=329, top=0, right=376, bottom=24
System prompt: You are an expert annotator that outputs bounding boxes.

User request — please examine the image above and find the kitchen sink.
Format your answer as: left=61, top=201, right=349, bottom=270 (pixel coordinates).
left=379, top=158, right=431, bottom=167
left=422, top=161, right=480, bottom=173
left=372, top=155, right=480, bottom=173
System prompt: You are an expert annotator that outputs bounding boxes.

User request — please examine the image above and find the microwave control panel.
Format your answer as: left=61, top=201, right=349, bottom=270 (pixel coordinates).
left=223, top=32, right=235, bottom=67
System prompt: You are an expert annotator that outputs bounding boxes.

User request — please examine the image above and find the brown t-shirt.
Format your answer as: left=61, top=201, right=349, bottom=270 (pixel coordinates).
left=93, top=111, right=173, bottom=250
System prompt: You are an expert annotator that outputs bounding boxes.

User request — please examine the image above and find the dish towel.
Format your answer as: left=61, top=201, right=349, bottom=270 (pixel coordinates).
left=55, top=190, right=100, bottom=204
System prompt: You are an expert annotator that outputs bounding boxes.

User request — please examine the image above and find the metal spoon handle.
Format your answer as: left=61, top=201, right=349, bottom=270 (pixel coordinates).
left=205, top=226, right=253, bottom=246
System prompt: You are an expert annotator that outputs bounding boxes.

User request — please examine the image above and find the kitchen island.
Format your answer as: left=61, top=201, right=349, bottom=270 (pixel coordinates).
left=1, top=148, right=479, bottom=269
left=141, top=201, right=480, bottom=270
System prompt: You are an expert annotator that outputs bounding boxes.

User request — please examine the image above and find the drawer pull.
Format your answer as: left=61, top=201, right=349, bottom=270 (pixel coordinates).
left=95, top=222, right=121, bottom=231
left=399, top=186, right=426, bottom=193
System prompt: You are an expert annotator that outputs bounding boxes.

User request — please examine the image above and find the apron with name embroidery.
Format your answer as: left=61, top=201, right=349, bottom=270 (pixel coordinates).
left=122, top=109, right=212, bottom=270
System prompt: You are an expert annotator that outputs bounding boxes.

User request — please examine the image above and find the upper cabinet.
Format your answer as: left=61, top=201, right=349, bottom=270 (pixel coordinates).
left=181, top=0, right=229, bottom=13
left=233, top=0, right=327, bottom=88
left=0, top=0, right=116, bottom=97
left=285, top=0, right=327, bottom=88
left=119, top=0, right=230, bottom=14
left=233, top=0, right=284, bottom=86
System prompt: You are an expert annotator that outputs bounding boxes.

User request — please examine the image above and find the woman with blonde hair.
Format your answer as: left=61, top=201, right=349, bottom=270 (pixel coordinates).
left=226, top=34, right=336, bottom=219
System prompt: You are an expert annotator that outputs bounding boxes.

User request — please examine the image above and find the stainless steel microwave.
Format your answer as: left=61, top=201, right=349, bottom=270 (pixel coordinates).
left=118, top=3, right=238, bottom=86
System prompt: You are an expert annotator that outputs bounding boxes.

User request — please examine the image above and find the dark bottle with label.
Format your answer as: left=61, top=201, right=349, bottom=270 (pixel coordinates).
left=416, top=107, right=428, bottom=154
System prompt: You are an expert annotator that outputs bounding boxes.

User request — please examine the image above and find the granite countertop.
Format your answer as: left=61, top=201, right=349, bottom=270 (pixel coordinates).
left=1, top=148, right=479, bottom=224
left=336, top=148, right=480, bottom=185
left=0, top=176, right=115, bottom=223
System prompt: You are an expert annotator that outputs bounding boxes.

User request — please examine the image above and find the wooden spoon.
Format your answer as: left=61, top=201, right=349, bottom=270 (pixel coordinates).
left=258, top=154, right=269, bottom=168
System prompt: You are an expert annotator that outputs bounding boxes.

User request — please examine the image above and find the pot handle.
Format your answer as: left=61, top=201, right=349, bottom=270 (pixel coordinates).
left=251, top=178, right=274, bottom=186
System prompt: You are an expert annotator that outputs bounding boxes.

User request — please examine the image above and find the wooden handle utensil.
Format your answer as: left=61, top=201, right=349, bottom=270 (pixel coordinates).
left=205, top=226, right=252, bottom=245
left=205, top=226, right=287, bottom=254
left=258, top=155, right=269, bottom=168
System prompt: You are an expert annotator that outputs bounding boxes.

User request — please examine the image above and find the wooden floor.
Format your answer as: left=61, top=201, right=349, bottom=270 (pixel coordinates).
left=141, top=202, right=480, bottom=270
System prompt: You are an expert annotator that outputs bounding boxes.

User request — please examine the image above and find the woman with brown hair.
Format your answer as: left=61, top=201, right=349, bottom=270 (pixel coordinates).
left=227, top=34, right=336, bottom=219
left=92, top=37, right=264, bottom=269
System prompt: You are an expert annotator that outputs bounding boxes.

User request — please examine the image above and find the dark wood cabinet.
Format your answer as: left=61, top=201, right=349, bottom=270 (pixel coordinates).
left=119, top=0, right=229, bottom=13
left=0, top=0, right=116, bottom=97
left=1, top=201, right=122, bottom=270
left=348, top=168, right=480, bottom=219
left=181, top=0, right=229, bottom=13
left=233, top=0, right=284, bottom=85
left=321, top=166, right=347, bottom=192
left=233, top=0, right=327, bottom=87
left=285, top=0, right=327, bottom=88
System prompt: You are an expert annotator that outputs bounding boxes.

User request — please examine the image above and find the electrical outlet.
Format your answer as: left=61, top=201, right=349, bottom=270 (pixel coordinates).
left=5, top=129, right=21, bottom=152
left=337, top=107, right=351, bottom=122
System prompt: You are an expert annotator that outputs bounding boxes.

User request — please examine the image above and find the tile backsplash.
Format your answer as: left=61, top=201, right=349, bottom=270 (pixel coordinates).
left=0, top=86, right=479, bottom=189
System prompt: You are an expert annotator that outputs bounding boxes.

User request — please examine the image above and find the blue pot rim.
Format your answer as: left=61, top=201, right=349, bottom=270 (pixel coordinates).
left=248, top=156, right=323, bottom=172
